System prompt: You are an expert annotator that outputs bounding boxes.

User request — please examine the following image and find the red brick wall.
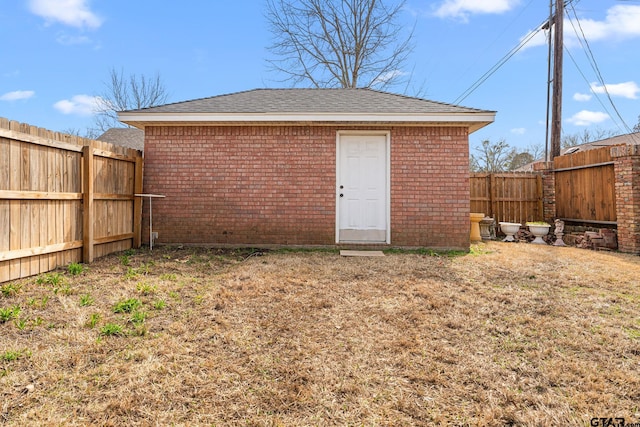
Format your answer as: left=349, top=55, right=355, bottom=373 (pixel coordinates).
left=390, top=127, right=470, bottom=248
left=612, top=145, right=640, bottom=254
left=534, top=161, right=557, bottom=223
left=142, top=125, right=470, bottom=249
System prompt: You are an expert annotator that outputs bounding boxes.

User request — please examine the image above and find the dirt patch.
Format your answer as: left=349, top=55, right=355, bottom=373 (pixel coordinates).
left=1, top=243, right=639, bottom=426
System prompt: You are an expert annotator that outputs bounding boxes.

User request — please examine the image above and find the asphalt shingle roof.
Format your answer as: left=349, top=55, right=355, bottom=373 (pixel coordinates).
left=123, top=88, right=492, bottom=115
left=97, top=127, right=144, bottom=151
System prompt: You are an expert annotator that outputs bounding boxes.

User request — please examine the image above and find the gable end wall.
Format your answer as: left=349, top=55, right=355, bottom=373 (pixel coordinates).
left=142, top=125, right=469, bottom=249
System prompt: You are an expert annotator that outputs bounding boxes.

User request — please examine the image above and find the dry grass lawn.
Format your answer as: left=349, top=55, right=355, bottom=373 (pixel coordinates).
left=1, top=242, right=639, bottom=426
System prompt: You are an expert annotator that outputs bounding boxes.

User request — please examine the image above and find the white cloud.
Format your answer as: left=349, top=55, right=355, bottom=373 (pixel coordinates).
left=0, top=90, right=35, bottom=101
left=590, top=81, right=640, bottom=100
left=519, top=28, right=547, bottom=49
left=29, top=0, right=102, bottom=29
left=371, top=70, right=408, bottom=86
left=510, top=128, right=526, bottom=135
left=54, top=95, right=102, bottom=116
left=434, top=0, right=519, bottom=21
left=567, top=110, right=610, bottom=126
left=573, top=93, right=592, bottom=102
left=521, top=5, right=640, bottom=52
left=568, top=5, right=640, bottom=44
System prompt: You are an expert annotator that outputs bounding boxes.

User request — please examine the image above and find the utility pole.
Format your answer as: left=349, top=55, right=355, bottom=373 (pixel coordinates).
left=550, top=0, right=564, bottom=160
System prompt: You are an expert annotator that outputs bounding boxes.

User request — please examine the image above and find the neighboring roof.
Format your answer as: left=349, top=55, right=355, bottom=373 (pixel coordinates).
left=513, top=131, right=640, bottom=172
left=561, top=132, right=640, bottom=154
left=97, top=128, right=144, bottom=151
left=118, top=88, right=496, bottom=132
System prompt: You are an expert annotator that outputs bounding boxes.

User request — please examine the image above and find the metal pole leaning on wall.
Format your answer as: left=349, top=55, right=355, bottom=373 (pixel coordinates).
left=134, top=194, right=165, bottom=250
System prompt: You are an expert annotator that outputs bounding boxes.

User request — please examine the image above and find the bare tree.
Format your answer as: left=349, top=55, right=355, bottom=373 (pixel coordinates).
left=507, top=151, right=535, bottom=171
left=470, top=140, right=544, bottom=172
left=634, top=115, right=640, bottom=133
left=470, top=139, right=512, bottom=173
left=93, top=68, right=169, bottom=133
left=62, top=127, right=99, bottom=140
left=265, top=0, right=413, bottom=89
left=561, top=127, right=619, bottom=149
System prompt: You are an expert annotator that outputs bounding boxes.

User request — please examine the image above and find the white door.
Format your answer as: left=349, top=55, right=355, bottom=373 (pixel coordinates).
left=337, top=133, right=389, bottom=243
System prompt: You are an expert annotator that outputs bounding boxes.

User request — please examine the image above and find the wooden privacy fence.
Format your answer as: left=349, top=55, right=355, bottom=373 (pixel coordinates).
left=470, top=173, right=543, bottom=225
left=553, top=146, right=616, bottom=224
left=0, top=118, right=143, bottom=283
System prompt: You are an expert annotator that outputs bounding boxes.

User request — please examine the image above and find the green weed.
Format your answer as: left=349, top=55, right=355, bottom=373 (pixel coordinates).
left=14, top=318, right=27, bottom=330
left=153, top=299, right=166, bottom=310
left=0, top=306, right=21, bottom=323
left=1, top=349, right=30, bottom=362
left=130, top=310, right=146, bottom=325
left=624, top=327, right=640, bottom=340
left=53, top=283, right=73, bottom=296
left=79, top=294, right=94, bottom=307
left=469, top=244, right=492, bottom=256
left=113, top=298, right=142, bottom=314
left=36, top=272, right=64, bottom=287
left=67, top=262, right=86, bottom=275
left=27, top=296, right=48, bottom=309
left=119, top=254, right=131, bottom=266
left=160, top=273, right=177, bottom=281
left=86, top=313, right=101, bottom=329
left=136, top=282, right=157, bottom=295
left=100, top=323, right=124, bottom=336
left=136, top=262, right=154, bottom=275
left=1, top=282, right=22, bottom=297
left=124, top=266, right=138, bottom=279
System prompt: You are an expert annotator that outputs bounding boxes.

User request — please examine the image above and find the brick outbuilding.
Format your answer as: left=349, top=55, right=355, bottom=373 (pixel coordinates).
left=119, top=88, right=495, bottom=250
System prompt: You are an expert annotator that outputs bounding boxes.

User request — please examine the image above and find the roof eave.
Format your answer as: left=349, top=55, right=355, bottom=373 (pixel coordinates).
left=118, top=112, right=496, bottom=133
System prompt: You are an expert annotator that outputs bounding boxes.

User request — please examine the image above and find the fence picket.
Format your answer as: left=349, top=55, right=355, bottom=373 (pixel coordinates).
left=0, top=118, right=143, bottom=283
left=470, top=173, right=542, bottom=224
left=554, top=147, right=616, bottom=222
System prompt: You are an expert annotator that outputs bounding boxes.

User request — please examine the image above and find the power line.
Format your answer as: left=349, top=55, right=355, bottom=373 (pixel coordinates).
left=452, top=0, right=536, bottom=89
left=566, top=2, right=639, bottom=141
left=452, top=19, right=547, bottom=105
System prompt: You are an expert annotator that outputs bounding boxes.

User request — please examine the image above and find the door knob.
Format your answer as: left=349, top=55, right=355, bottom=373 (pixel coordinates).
left=339, top=194, right=344, bottom=197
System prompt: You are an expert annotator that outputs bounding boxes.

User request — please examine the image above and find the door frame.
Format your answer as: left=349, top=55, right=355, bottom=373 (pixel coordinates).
left=335, top=130, right=391, bottom=244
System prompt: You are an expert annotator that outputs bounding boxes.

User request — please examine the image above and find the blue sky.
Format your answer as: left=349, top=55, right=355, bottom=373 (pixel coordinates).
left=1, top=0, right=639, bottom=152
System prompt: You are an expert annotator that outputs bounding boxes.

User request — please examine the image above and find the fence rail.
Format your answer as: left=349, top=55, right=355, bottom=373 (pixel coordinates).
left=0, top=118, right=143, bottom=283
left=470, top=173, right=543, bottom=225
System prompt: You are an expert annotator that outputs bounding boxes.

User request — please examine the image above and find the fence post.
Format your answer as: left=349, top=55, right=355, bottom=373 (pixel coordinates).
left=490, top=173, right=497, bottom=223
left=536, top=174, right=543, bottom=222
left=535, top=162, right=556, bottom=224
left=133, top=156, right=143, bottom=248
left=82, top=143, right=94, bottom=263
